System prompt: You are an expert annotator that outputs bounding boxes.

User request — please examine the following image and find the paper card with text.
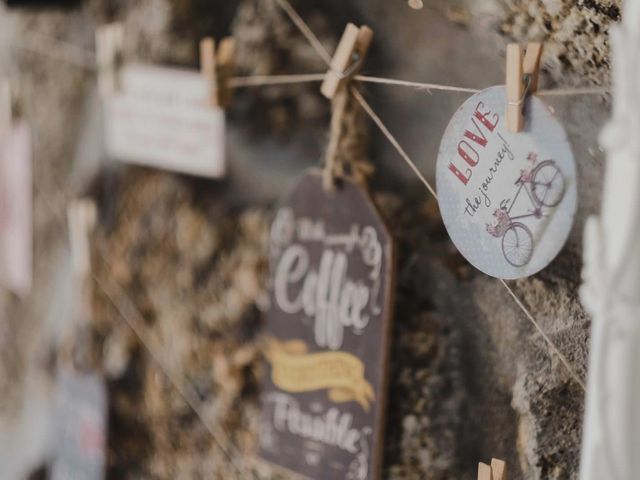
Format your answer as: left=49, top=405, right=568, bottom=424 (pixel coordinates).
left=51, top=369, right=108, bottom=480
left=436, top=86, right=577, bottom=279
left=0, top=121, right=32, bottom=297
left=259, top=170, right=395, bottom=480
left=104, top=64, right=225, bottom=178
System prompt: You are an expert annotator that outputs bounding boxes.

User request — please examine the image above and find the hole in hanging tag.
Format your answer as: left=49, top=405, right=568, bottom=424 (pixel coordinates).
left=508, top=75, right=532, bottom=108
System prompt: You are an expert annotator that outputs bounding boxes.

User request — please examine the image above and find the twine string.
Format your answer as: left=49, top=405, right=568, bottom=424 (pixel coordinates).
left=228, top=72, right=325, bottom=87
left=233, top=73, right=610, bottom=97
left=8, top=31, right=610, bottom=96
left=499, top=279, right=587, bottom=390
left=355, top=75, right=481, bottom=94
left=323, top=86, right=350, bottom=190
left=272, top=0, right=332, bottom=64
left=350, top=86, right=438, bottom=199
left=93, top=271, right=257, bottom=479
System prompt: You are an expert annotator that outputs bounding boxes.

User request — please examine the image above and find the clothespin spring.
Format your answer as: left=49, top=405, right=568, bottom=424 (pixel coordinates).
left=505, top=42, right=543, bottom=133
left=507, top=75, right=532, bottom=109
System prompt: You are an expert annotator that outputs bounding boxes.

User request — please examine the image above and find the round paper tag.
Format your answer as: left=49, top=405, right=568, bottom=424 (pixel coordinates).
left=436, top=86, right=577, bottom=279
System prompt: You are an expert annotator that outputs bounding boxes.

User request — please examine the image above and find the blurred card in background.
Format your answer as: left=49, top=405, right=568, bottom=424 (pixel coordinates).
left=0, top=121, right=32, bottom=297
left=104, top=64, right=226, bottom=179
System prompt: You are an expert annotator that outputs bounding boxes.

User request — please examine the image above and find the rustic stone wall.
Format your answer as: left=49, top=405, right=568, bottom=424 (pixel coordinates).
left=0, top=0, right=620, bottom=478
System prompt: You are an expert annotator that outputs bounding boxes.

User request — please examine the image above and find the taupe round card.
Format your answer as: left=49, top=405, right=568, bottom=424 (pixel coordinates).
left=436, top=86, right=577, bottom=279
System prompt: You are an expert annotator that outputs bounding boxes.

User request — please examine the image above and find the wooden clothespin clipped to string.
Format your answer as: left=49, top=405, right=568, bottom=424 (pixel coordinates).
left=96, top=23, right=124, bottom=97
left=319, top=23, right=373, bottom=191
left=505, top=42, right=543, bottom=133
left=200, top=37, right=236, bottom=108
left=67, top=199, right=98, bottom=278
left=478, top=458, right=507, bottom=480
left=320, top=23, right=373, bottom=99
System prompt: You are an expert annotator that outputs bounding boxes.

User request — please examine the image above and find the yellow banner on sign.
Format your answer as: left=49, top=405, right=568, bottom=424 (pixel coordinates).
left=266, top=339, right=375, bottom=412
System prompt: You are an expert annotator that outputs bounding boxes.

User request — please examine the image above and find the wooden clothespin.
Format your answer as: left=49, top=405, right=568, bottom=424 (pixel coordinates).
left=320, top=23, right=374, bottom=99
left=66, top=199, right=98, bottom=371
left=478, top=462, right=493, bottom=480
left=505, top=42, right=543, bottom=133
left=478, top=458, right=507, bottom=480
left=67, top=199, right=97, bottom=278
left=96, top=23, right=124, bottom=97
left=200, top=37, right=236, bottom=108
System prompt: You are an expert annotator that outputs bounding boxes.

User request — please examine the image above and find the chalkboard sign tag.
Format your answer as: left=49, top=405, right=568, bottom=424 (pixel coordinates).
left=259, top=169, right=395, bottom=480
left=51, top=199, right=107, bottom=480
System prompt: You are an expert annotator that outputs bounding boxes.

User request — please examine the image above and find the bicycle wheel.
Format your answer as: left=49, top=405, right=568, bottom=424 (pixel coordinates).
left=531, top=160, right=565, bottom=207
left=502, top=223, right=534, bottom=267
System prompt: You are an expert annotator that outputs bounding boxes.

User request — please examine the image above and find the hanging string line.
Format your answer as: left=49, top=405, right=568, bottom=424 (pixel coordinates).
left=273, top=0, right=587, bottom=392
left=229, top=73, right=325, bottom=87
left=499, top=279, right=587, bottom=390
left=272, top=0, right=333, bottom=65
left=356, top=75, right=480, bottom=94
left=32, top=184, right=254, bottom=480
left=350, top=86, right=438, bottom=198
left=233, top=73, right=609, bottom=97
left=8, top=32, right=610, bottom=97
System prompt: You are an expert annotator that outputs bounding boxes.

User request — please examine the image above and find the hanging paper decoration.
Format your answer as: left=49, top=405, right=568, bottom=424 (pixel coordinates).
left=436, top=86, right=577, bottom=279
left=50, top=369, right=108, bottom=480
left=0, top=118, right=32, bottom=297
left=259, top=170, right=394, bottom=480
left=97, top=26, right=231, bottom=179
left=50, top=199, right=107, bottom=480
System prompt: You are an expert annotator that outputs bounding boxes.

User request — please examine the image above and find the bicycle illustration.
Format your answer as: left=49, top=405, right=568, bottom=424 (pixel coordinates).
left=486, top=152, right=565, bottom=267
